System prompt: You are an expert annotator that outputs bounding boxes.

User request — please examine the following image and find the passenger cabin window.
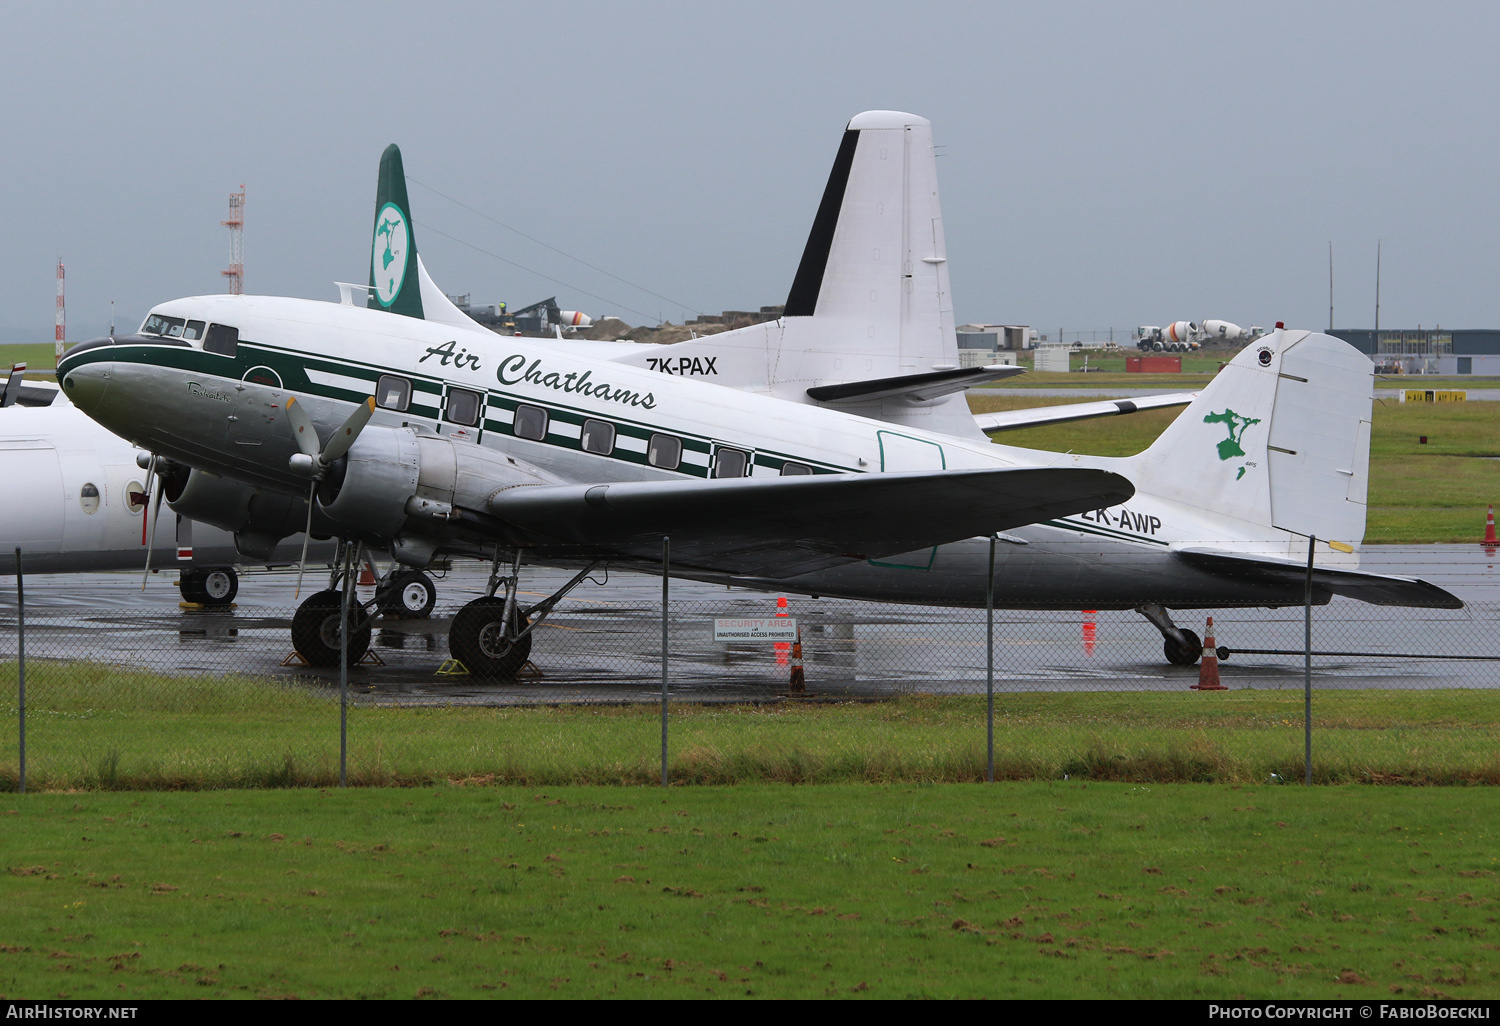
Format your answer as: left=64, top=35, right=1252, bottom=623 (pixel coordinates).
left=581, top=419, right=615, bottom=455
left=142, top=314, right=185, bottom=337
left=513, top=404, right=548, bottom=441
left=780, top=461, right=813, bottom=476
left=647, top=433, right=682, bottom=470
left=444, top=387, right=483, bottom=427
left=183, top=320, right=206, bottom=341
left=376, top=374, right=412, bottom=412
left=203, top=323, right=239, bottom=357
left=713, top=446, right=750, bottom=479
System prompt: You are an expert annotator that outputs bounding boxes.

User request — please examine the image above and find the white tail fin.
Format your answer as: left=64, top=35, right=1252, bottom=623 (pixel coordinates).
left=1127, top=329, right=1373, bottom=547
left=612, top=111, right=977, bottom=435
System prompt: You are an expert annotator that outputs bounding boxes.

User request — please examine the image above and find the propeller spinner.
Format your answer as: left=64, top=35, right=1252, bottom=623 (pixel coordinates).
left=285, top=396, right=376, bottom=597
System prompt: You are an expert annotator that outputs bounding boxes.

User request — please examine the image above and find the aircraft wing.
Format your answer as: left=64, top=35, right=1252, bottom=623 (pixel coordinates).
left=973, top=393, right=1197, bottom=435
left=488, top=466, right=1133, bottom=576
left=807, top=365, right=1026, bottom=404
left=1174, top=548, right=1464, bottom=609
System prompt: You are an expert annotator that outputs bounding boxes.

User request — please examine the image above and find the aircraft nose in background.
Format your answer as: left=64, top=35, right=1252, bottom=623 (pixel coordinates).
left=60, top=362, right=111, bottom=416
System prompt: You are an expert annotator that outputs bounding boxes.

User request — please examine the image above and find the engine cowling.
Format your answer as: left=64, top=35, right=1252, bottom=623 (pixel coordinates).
left=315, top=426, right=561, bottom=566
left=167, top=467, right=318, bottom=560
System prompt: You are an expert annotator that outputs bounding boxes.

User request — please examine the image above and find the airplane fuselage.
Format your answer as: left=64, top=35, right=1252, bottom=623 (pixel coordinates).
left=58, top=293, right=1330, bottom=609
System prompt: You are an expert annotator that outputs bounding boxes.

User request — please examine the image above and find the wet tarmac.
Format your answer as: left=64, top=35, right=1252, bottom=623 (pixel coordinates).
left=0, top=546, right=1496, bottom=704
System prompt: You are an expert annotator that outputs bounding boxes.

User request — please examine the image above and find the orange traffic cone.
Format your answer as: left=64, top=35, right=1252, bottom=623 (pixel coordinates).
left=358, top=567, right=377, bottom=587
left=774, top=595, right=790, bottom=666
left=1190, top=616, right=1226, bottom=691
left=1484, top=505, right=1496, bottom=547
left=789, top=626, right=805, bottom=693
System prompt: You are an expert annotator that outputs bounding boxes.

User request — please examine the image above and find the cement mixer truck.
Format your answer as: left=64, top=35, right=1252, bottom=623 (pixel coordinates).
left=1136, top=319, right=1263, bottom=351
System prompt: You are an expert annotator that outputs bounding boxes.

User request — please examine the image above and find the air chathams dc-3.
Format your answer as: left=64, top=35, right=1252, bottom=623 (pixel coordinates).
left=56, top=110, right=1458, bottom=677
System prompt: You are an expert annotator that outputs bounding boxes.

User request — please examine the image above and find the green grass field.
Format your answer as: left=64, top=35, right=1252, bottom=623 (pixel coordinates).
left=968, top=393, right=1500, bottom=543
left=0, top=343, right=59, bottom=376
left=1, top=783, right=1494, bottom=999
left=3, top=664, right=1498, bottom=790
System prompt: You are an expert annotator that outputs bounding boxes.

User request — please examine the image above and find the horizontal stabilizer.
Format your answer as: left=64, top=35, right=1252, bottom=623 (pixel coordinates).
left=974, top=392, right=1197, bottom=434
left=489, top=466, right=1134, bottom=577
left=1175, top=548, right=1463, bottom=609
left=808, top=365, right=1025, bottom=404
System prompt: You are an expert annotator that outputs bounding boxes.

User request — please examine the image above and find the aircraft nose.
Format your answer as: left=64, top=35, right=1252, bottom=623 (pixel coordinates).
left=60, top=361, right=111, bottom=415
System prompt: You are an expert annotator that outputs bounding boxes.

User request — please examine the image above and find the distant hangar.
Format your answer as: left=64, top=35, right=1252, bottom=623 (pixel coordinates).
left=1329, top=329, right=1500, bottom=375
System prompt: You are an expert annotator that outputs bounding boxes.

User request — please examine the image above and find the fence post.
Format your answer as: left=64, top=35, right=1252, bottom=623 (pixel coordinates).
left=14, top=548, right=23, bottom=795
left=1303, top=535, right=1315, bottom=786
left=340, top=542, right=355, bottom=789
left=986, top=534, right=995, bottom=783
left=661, top=535, right=670, bottom=787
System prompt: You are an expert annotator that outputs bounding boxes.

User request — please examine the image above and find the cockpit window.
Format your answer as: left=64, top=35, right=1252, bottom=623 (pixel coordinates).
left=183, top=320, right=206, bottom=341
left=203, top=323, right=239, bottom=357
left=141, top=314, right=185, bottom=337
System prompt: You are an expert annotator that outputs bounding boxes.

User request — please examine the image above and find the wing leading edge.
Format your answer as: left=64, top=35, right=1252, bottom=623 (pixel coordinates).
left=488, top=466, right=1134, bottom=577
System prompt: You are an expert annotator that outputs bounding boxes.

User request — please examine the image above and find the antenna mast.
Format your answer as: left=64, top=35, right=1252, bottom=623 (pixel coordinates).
left=1374, top=240, right=1381, bottom=333
left=1328, top=241, right=1333, bottom=332
left=221, top=185, right=245, bottom=295
left=55, top=259, right=65, bottom=359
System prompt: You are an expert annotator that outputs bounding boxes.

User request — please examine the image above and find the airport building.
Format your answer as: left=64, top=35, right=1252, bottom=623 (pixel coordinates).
left=1329, top=329, right=1500, bottom=375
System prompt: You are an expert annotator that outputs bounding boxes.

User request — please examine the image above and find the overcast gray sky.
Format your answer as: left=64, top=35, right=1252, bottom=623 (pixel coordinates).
left=3, top=1, right=1496, bottom=340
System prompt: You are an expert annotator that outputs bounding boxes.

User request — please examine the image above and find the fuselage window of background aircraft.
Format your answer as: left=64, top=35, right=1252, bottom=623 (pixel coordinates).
left=376, top=375, right=412, bottom=412
left=647, top=433, right=682, bottom=470
left=445, top=388, right=484, bottom=427
left=142, top=314, right=185, bottom=337
left=203, top=324, right=239, bottom=357
left=713, top=446, right=750, bottom=479
left=183, top=320, right=206, bottom=341
left=780, top=461, right=813, bottom=476
left=581, top=418, right=616, bottom=456
left=513, top=404, right=548, bottom=441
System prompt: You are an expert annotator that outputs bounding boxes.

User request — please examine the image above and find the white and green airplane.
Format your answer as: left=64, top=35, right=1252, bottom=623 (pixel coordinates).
left=57, top=111, right=1458, bottom=676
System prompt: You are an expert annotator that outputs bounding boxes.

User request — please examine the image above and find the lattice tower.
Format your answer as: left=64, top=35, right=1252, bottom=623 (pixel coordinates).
left=221, top=185, right=245, bottom=295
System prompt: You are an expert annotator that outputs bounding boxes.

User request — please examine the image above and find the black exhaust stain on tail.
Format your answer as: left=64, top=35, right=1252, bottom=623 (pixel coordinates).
left=784, top=129, right=861, bottom=317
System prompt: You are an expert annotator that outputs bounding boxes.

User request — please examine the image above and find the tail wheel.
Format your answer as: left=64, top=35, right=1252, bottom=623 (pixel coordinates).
left=377, top=569, right=436, bottom=619
left=449, top=597, right=533, bottom=680
left=291, top=589, right=372, bottom=668
left=1164, top=628, right=1202, bottom=666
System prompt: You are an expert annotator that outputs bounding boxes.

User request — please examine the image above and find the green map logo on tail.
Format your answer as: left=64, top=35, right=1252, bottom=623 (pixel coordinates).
left=372, top=201, right=410, bottom=307
left=1203, top=408, right=1262, bottom=479
left=368, top=143, right=425, bottom=319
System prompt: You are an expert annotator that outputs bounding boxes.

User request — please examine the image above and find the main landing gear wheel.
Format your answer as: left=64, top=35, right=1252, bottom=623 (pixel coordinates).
left=179, top=567, right=238, bottom=606
left=1164, top=628, right=1202, bottom=666
left=291, top=589, right=372, bottom=668
left=376, top=569, right=436, bottom=620
left=449, top=596, right=532, bottom=680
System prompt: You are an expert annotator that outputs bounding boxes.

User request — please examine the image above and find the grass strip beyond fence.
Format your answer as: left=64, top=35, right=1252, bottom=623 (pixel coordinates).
left=1, top=663, right=1496, bottom=789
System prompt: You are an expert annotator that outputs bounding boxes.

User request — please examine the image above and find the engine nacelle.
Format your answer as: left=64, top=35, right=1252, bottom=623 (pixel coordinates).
left=167, top=467, right=316, bottom=560
left=558, top=311, right=592, bottom=328
left=316, top=426, right=561, bottom=566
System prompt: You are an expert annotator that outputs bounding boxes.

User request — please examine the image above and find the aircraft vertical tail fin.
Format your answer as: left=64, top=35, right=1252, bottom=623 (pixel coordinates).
left=367, top=145, right=473, bottom=329
left=369, top=144, right=424, bottom=320
left=611, top=111, right=977, bottom=434
left=1126, top=329, right=1373, bottom=548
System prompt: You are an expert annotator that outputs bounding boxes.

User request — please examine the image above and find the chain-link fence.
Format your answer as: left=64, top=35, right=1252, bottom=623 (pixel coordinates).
left=1, top=547, right=1497, bottom=790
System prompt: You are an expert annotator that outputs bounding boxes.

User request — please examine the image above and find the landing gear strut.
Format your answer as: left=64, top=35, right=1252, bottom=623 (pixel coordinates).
left=1137, top=602, right=1202, bottom=666
left=448, top=550, right=600, bottom=681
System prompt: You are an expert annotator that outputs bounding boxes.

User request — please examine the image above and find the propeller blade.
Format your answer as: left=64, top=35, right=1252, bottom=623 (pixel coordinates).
left=285, top=397, right=322, bottom=460
left=320, top=397, right=376, bottom=465
left=293, top=479, right=317, bottom=600
left=140, top=455, right=158, bottom=591
left=0, top=363, right=25, bottom=408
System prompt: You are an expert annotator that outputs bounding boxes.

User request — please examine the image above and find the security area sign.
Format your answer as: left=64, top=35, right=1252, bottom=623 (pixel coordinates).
left=714, top=618, right=798, bottom=642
